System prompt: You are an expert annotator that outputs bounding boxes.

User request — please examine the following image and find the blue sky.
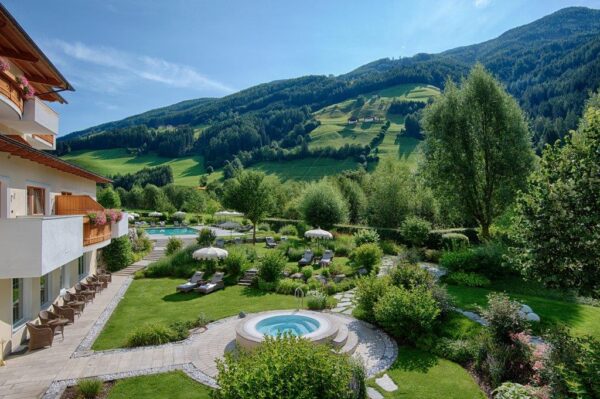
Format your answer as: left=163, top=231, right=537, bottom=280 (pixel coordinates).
left=4, top=0, right=598, bottom=134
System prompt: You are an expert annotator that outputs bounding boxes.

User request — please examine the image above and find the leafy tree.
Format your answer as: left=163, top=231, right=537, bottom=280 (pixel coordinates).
left=511, top=93, right=600, bottom=296
left=367, top=160, right=413, bottom=228
left=336, top=176, right=367, bottom=224
left=102, top=236, right=133, bottom=272
left=143, top=184, right=173, bottom=212
left=422, top=64, right=534, bottom=238
left=400, top=216, right=432, bottom=247
left=299, top=180, right=348, bottom=229
left=222, top=171, right=274, bottom=243
left=97, top=186, right=121, bottom=208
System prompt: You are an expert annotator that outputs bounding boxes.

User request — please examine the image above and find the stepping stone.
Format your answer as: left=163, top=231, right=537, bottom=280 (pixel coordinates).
left=342, top=308, right=353, bottom=315
left=520, top=304, right=533, bottom=314
left=338, top=301, right=352, bottom=307
left=367, top=387, right=384, bottom=399
left=375, top=374, right=398, bottom=392
left=526, top=312, right=540, bottom=322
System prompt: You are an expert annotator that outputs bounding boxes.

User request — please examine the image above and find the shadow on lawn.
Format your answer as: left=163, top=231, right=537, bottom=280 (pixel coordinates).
left=162, top=291, right=198, bottom=302
left=391, top=348, right=438, bottom=373
left=240, top=287, right=269, bottom=297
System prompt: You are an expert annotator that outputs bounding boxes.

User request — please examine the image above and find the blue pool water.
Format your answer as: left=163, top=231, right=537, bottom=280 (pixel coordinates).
left=256, top=315, right=320, bottom=337
left=145, top=227, right=198, bottom=236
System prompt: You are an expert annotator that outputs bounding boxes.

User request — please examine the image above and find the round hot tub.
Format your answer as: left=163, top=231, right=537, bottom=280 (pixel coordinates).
left=236, top=310, right=339, bottom=349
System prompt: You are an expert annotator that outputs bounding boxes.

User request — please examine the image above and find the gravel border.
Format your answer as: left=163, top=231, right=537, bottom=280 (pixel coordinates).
left=41, top=362, right=217, bottom=399
left=71, top=277, right=134, bottom=358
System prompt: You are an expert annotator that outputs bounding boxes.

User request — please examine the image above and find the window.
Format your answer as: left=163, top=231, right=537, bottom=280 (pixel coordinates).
left=40, top=274, right=50, bottom=306
left=78, top=256, right=86, bottom=279
left=27, top=186, right=45, bottom=215
left=12, top=278, right=23, bottom=327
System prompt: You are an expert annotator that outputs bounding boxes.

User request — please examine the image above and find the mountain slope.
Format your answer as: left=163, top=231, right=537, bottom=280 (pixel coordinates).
left=60, top=7, right=600, bottom=160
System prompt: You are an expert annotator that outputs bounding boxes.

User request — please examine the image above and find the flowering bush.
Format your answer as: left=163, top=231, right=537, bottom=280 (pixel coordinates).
left=106, top=209, right=123, bottom=223
left=87, top=211, right=107, bottom=226
left=0, top=58, right=9, bottom=73
left=15, top=76, right=35, bottom=99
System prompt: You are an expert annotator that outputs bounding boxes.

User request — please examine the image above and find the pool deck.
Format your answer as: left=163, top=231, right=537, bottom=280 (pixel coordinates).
left=0, top=275, right=396, bottom=398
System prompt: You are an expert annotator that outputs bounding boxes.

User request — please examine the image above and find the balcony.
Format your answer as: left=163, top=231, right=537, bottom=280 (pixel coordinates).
left=54, top=195, right=113, bottom=247
left=0, top=97, right=59, bottom=149
left=0, top=72, right=23, bottom=120
left=0, top=216, right=83, bottom=278
left=112, top=212, right=130, bottom=239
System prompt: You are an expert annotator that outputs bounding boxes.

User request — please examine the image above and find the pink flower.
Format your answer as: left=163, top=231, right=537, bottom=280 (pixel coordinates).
left=0, top=58, right=9, bottom=72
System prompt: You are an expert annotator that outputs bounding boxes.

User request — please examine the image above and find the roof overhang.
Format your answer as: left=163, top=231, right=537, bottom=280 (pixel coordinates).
left=0, top=4, right=74, bottom=103
left=0, top=135, right=111, bottom=183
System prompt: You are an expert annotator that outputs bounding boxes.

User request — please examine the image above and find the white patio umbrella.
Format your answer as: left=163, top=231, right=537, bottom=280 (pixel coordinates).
left=148, top=211, right=162, bottom=217
left=304, top=227, right=333, bottom=250
left=193, top=246, right=229, bottom=260
left=130, top=212, right=140, bottom=217
left=215, top=210, right=244, bottom=217
left=173, top=211, right=186, bottom=217
left=127, top=214, right=135, bottom=221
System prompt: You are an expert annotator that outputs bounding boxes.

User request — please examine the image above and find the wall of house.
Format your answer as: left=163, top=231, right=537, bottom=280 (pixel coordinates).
left=0, top=150, right=97, bottom=218
left=0, top=249, right=97, bottom=359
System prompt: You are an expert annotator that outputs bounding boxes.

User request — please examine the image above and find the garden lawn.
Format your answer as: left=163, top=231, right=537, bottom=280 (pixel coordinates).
left=367, top=347, right=485, bottom=399
left=447, top=285, right=600, bottom=338
left=250, top=157, right=363, bottom=181
left=93, top=280, right=299, bottom=350
left=107, top=371, right=211, bottom=399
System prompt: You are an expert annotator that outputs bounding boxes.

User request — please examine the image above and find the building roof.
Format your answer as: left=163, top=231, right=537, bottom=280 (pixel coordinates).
left=0, top=4, right=74, bottom=103
left=0, top=135, right=111, bottom=183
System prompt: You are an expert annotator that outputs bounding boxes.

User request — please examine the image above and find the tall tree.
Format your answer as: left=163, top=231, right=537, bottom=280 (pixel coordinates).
left=299, top=180, right=349, bottom=229
left=511, top=93, right=600, bottom=296
left=422, top=64, right=534, bottom=238
left=222, top=171, right=274, bottom=244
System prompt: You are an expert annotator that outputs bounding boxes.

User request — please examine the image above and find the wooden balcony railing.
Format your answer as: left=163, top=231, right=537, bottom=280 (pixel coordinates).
left=55, top=195, right=112, bottom=246
left=0, top=72, right=24, bottom=114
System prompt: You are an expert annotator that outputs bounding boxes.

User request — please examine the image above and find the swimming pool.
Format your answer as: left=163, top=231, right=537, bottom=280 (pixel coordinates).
left=256, top=314, right=320, bottom=337
left=145, top=227, right=198, bottom=236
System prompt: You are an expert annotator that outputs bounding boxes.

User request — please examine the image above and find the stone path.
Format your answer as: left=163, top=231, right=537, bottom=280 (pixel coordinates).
left=113, top=239, right=167, bottom=276
left=1, top=259, right=397, bottom=398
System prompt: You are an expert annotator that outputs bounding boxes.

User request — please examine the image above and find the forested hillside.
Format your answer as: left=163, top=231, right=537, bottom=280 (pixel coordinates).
left=59, top=7, right=600, bottom=166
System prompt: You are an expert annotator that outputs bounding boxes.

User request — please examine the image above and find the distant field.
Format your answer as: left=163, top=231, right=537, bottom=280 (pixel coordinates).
left=62, top=149, right=361, bottom=185
left=309, top=83, right=438, bottom=161
left=62, top=149, right=207, bottom=186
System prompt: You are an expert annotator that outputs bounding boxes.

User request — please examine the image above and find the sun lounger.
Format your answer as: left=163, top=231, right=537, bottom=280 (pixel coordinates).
left=265, top=236, right=277, bottom=248
left=319, top=250, right=334, bottom=267
left=194, top=272, right=225, bottom=294
left=176, top=271, right=206, bottom=293
left=298, top=250, right=314, bottom=266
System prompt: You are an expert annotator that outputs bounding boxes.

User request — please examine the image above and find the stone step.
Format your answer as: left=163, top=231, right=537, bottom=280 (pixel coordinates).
left=238, top=282, right=252, bottom=286
left=338, top=329, right=359, bottom=355
left=332, top=323, right=348, bottom=348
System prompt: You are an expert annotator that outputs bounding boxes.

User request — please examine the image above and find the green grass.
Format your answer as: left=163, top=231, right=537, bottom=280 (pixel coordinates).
left=92, top=280, right=300, bottom=350
left=447, top=284, right=600, bottom=338
left=368, top=347, right=485, bottom=399
left=107, top=371, right=211, bottom=399
left=62, top=149, right=212, bottom=186
left=250, top=157, right=364, bottom=181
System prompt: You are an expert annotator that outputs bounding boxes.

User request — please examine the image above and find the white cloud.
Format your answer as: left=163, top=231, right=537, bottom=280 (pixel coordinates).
left=474, top=0, right=491, bottom=8
left=46, top=40, right=234, bottom=94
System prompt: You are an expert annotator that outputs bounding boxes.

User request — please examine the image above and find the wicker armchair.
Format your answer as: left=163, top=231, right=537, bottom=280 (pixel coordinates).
left=86, top=276, right=105, bottom=292
left=52, top=304, right=76, bottom=324
left=75, top=283, right=95, bottom=302
left=26, top=322, right=54, bottom=351
left=94, top=273, right=110, bottom=286
left=97, top=268, right=112, bottom=283
left=64, top=291, right=87, bottom=310
left=38, top=310, right=68, bottom=338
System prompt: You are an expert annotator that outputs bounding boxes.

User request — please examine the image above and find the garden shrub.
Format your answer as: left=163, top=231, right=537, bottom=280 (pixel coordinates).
left=126, top=323, right=179, bottom=347
left=481, top=293, right=528, bottom=343
left=223, top=247, right=249, bottom=278
left=380, top=240, right=401, bottom=255
left=430, top=285, right=454, bottom=316
left=445, top=271, right=491, bottom=287
left=279, top=224, right=298, bottom=237
left=440, top=243, right=505, bottom=277
left=353, top=229, right=380, bottom=247
left=442, top=233, right=469, bottom=250
left=374, top=286, right=440, bottom=343
left=285, top=247, right=306, bottom=262
left=431, top=338, right=478, bottom=365
left=258, top=252, right=287, bottom=283
left=276, top=278, right=307, bottom=295
left=306, top=277, right=322, bottom=290
left=132, top=232, right=153, bottom=254
left=257, top=279, right=278, bottom=292
left=166, top=237, right=183, bottom=255
left=102, top=236, right=134, bottom=272
left=76, top=379, right=103, bottom=399
left=325, top=278, right=357, bottom=295
left=258, top=222, right=271, bottom=231
left=400, top=216, right=432, bottom=247
left=492, top=382, right=536, bottom=399
left=189, top=216, right=199, bottom=224
left=543, top=329, right=600, bottom=399
left=301, top=266, right=313, bottom=280
left=144, top=244, right=200, bottom=278
left=389, top=262, right=434, bottom=290
left=214, top=335, right=366, bottom=399
left=405, top=247, right=422, bottom=264
left=197, top=228, right=216, bottom=246
left=306, top=290, right=328, bottom=310
left=320, top=268, right=330, bottom=278
left=423, top=249, right=442, bottom=263
left=331, top=234, right=354, bottom=256
left=354, top=276, right=390, bottom=322
left=350, top=243, right=383, bottom=273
